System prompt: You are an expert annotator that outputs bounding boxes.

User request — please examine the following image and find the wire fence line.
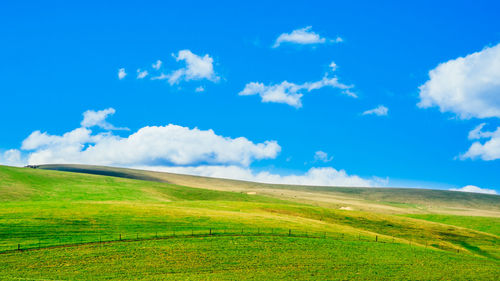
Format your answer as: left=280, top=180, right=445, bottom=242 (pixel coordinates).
left=0, top=228, right=427, bottom=254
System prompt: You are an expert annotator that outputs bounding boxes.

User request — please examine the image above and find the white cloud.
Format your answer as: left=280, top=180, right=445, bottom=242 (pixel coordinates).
left=118, top=68, right=127, bottom=80
left=136, top=165, right=382, bottom=187
left=239, top=75, right=355, bottom=108
left=460, top=125, right=500, bottom=160
left=18, top=109, right=280, bottom=167
left=418, top=43, right=500, bottom=119
left=329, top=61, right=337, bottom=72
left=449, top=185, right=497, bottom=195
left=137, top=69, right=148, bottom=79
left=314, top=151, right=333, bottom=163
left=195, top=86, right=205, bottom=92
left=167, top=50, right=219, bottom=85
left=150, top=73, right=168, bottom=80
left=80, top=108, right=128, bottom=130
left=2, top=109, right=387, bottom=188
left=152, top=60, right=162, bottom=70
left=273, top=26, right=328, bottom=48
left=362, top=105, right=389, bottom=116
left=0, top=149, right=24, bottom=166
left=333, top=37, right=343, bottom=43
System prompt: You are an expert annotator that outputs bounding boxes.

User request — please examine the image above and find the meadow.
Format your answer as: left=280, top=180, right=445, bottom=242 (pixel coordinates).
left=0, top=164, right=499, bottom=280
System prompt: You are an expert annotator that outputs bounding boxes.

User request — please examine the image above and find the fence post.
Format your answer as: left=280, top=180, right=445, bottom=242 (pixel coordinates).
left=289, top=229, right=291, bottom=236
left=119, top=234, right=122, bottom=241
left=375, top=235, right=378, bottom=242
left=18, top=244, right=20, bottom=251
left=209, top=228, right=212, bottom=235
left=324, top=232, right=326, bottom=238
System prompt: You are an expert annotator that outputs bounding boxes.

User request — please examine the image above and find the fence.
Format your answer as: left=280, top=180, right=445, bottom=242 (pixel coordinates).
left=0, top=228, right=432, bottom=254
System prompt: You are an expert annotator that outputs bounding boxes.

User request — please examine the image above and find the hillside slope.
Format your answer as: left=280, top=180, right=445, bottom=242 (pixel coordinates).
left=39, top=164, right=500, bottom=216
left=0, top=165, right=499, bottom=280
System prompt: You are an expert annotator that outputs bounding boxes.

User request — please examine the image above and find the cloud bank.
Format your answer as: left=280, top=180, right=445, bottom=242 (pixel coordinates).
left=21, top=118, right=280, bottom=167
left=1, top=109, right=384, bottom=188
left=449, top=185, right=497, bottom=195
left=136, top=165, right=382, bottom=187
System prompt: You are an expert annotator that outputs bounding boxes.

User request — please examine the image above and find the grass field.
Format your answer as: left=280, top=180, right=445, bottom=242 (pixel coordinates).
left=1, top=164, right=499, bottom=280
left=2, top=236, right=499, bottom=281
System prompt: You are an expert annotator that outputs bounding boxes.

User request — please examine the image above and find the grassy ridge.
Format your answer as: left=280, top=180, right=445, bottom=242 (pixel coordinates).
left=38, top=164, right=500, bottom=215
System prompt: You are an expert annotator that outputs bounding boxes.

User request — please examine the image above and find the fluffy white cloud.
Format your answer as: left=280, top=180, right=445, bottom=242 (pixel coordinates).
left=19, top=109, right=280, bottom=167
left=195, top=86, right=205, bottom=92
left=239, top=75, right=355, bottom=108
left=0, top=149, right=24, bottom=166
left=4, top=109, right=386, bottom=188
left=449, top=185, right=497, bottom=195
left=80, top=108, right=128, bottom=130
left=137, top=165, right=381, bottom=187
left=118, top=68, right=127, bottom=80
left=418, top=43, right=500, bottom=119
left=314, top=151, right=333, bottom=163
left=137, top=69, right=148, bottom=79
left=152, top=60, right=162, bottom=70
left=273, top=26, right=328, bottom=48
left=167, top=50, right=219, bottom=85
left=362, top=105, right=389, bottom=116
left=460, top=124, right=500, bottom=160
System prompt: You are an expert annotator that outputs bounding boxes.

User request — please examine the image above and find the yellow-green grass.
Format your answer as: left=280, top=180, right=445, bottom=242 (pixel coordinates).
left=39, top=164, right=500, bottom=216
left=404, top=214, right=500, bottom=236
left=1, top=165, right=500, bottom=280
left=1, top=236, right=498, bottom=281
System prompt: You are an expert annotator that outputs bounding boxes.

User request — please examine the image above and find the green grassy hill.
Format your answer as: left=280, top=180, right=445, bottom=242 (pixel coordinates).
left=0, top=165, right=499, bottom=280
left=39, top=164, right=500, bottom=215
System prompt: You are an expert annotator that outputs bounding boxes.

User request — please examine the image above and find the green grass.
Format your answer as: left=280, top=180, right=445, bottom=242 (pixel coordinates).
left=1, top=236, right=499, bottom=281
left=404, top=214, right=500, bottom=236
left=1, top=165, right=500, bottom=280
left=38, top=164, right=500, bottom=214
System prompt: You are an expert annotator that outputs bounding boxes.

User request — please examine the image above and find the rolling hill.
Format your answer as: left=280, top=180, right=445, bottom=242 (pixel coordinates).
left=0, top=164, right=499, bottom=280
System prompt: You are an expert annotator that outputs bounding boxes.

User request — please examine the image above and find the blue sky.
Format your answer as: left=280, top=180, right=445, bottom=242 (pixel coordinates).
left=1, top=1, right=500, bottom=194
